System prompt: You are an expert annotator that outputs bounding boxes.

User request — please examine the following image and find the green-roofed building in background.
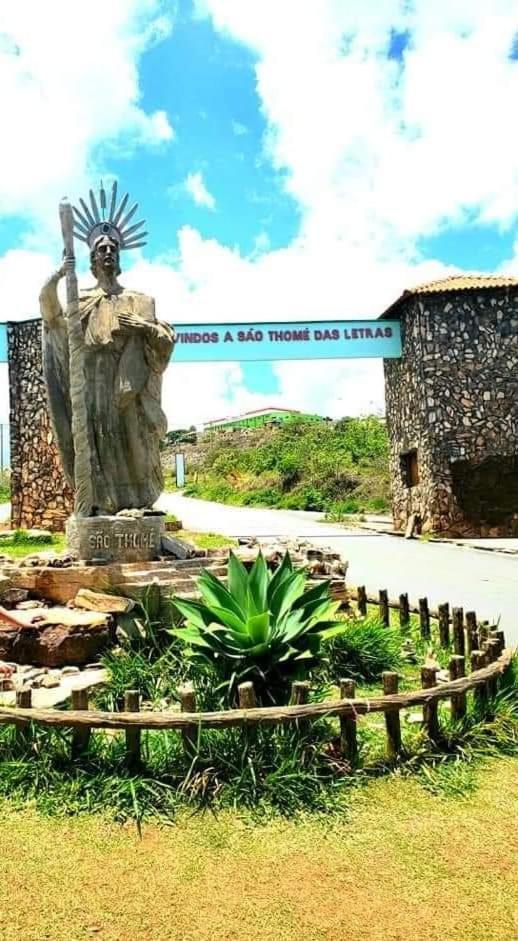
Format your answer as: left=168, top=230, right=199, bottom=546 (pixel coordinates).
left=203, top=407, right=325, bottom=432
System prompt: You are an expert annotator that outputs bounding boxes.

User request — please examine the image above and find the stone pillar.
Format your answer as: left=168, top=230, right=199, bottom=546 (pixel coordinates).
left=7, top=320, right=73, bottom=532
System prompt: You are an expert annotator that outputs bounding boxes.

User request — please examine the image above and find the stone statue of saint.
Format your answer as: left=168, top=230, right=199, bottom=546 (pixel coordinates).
left=39, top=183, right=174, bottom=518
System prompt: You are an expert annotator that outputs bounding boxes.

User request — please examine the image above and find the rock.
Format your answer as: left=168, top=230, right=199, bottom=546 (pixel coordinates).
left=330, top=560, right=348, bottom=577
left=307, top=560, right=327, bottom=577
left=0, top=607, right=112, bottom=667
left=61, top=666, right=80, bottom=675
left=16, top=599, right=46, bottom=610
left=40, top=674, right=60, bottom=689
left=67, top=515, right=165, bottom=563
left=73, top=588, right=135, bottom=615
left=161, top=535, right=197, bottom=560
left=0, top=588, right=29, bottom=608
left=165, top=519, right=182, bottom=532
left=18, top=551, right=60, bottom=567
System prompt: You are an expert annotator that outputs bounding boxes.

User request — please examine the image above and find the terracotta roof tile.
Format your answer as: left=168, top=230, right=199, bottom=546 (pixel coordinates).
left=381, top=274, right=518, bottom=317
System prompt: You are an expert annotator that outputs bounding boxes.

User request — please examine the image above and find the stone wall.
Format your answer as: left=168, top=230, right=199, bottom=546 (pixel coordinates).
left=8, top=320, right=73, bottom=532
left=384, top=288, right=518, bottom=536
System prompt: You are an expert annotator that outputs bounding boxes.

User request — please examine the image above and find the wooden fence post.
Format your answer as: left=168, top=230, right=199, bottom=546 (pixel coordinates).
left=465, top=611, right=478, bottom=655
left=238, top=681, right=257, bottom=710
left=290, top=681, right=310, bottom=706
left=421, top=666, right=440, bottom=741
left=179, top=682, right=198, bottom=753
left=419, top=598, right=431, bottom=640
left=357, top=585, right=367, bottom=617
left=124, top=690, right=141, bottom=770
left=71, top=688, right=90, bottom=758
left=485, top=639, right=501, bottom=699
left=15, top=688, right=32, bottom=709
left=438, top=603, right=450, bottom=648
left=382, top=671, right=401, bottom=760
left=478, top=622, right=489, bottom=647
left=379, top=589, right=390, bottom=627
left=399, top=593, right=410, bottom=627
left=489, top=630, right=505, bottom=655
left=15, top=687, right=32, bottom=748
left=339, top=679, right=358, bottom=765
left=290, top=680, right=310, bottom=735
left=449, top=655, right=466, bottom=721
left=471, top=651, right=487, bottom=714
left=452, top=608, right=465, bottom=656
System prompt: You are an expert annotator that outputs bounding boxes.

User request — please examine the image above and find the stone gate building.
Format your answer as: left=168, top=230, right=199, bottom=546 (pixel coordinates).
left=383, top=275, right=518, bottom=537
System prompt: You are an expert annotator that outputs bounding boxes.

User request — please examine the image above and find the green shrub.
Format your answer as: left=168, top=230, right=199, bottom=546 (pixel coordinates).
left=325, top=617, right=402, bottom=683
left=171, top=551, right=344, bottom=704
left=174, top=416, right=391, bottom=514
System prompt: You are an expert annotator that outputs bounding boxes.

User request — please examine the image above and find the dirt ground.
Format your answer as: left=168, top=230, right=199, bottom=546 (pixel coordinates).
left=1, top=757, right=517, bottom=941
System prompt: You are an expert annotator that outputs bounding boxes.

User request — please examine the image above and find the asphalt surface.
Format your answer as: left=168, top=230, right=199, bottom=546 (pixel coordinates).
left=157, top=492, right=518, bottom=646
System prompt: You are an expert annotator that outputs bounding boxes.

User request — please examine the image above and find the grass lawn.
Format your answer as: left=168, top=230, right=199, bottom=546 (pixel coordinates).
left=0, top=532, right=66, bottom=559
left=0, top=757, right=516, bottom=941
left=176, top=528, right=237, bottom=551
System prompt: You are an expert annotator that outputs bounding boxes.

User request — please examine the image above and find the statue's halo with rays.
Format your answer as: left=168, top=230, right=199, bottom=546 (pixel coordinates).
left=71, top=182, right=148, bottom=251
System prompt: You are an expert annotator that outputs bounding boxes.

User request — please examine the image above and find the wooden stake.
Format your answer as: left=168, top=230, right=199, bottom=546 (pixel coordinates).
left=290, top=680, right=310, bottom=735
left=486, top=640, right=501, bottom=699
left=478, top=622, right=489, bottom=646
left=419, top=597, right=431, bottom=640
left=15, top=687, right=32, bottom=748
left=382, top=671, right=401, bottom=760
left=399, top=593, right=410, bottom=627
left=290, top=681, right=310, bottom=706
left=452, top=608, right=465, bottom=656
left=471, top=651, right=487, bottom=713
left=357, top=585, right=367, bottom=617
left=179, top=682, right=197, bottom=752
left=489, top=630, right=505, bottom=656
left=339, top=679, right=358, bottom=765
left=238, top=682, right=257, bottom=710
left=421, top=666, right=439, bottom=741
left=124, top=690, right=141, bottom=769
left=71, top=688, right=90, bottom=758
left=438, top=603, right=450, bottom=648
left=449, top=656, right=466, bottom=721
left=379, top=589, right=390, bottom=627
left=15, top=688, right=32, bottom=709
left=465, top=611, right=478, bottom=655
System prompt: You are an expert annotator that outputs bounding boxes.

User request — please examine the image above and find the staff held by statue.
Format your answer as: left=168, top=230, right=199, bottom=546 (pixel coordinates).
left=59, top=199, right=94, bottom=518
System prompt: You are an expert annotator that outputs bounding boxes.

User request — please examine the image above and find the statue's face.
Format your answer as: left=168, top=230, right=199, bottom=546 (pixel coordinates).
left=92, top=235, right=120, bottom=278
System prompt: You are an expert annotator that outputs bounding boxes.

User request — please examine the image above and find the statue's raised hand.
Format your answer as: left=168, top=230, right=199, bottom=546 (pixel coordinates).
left=56, top=253, right=75, bottom=280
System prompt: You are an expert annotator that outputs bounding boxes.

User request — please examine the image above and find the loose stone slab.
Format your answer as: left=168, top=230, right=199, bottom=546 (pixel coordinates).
left=66, top=515, right=165, bottom=563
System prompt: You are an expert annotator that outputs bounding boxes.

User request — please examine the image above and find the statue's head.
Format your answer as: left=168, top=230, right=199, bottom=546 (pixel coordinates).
left=90, top=234, right=121, bottom=279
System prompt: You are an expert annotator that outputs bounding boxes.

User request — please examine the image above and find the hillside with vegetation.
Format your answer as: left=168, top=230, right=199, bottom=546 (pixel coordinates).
left=164, top=416, right=391, bottom=516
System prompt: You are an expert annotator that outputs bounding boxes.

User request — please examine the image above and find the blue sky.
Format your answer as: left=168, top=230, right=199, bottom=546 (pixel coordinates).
left=0, top=0, right=517, bottom=426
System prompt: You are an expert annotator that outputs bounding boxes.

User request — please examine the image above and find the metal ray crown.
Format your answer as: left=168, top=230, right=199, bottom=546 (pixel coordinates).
left=71, top=181, right=147, bottom=251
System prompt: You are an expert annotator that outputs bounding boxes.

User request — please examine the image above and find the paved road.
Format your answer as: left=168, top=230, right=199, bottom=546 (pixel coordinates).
left=158, top=492, right=518, bottom=646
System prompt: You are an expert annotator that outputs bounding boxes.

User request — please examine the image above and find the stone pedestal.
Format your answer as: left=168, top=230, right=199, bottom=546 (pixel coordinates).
left=66, top=514, right=165, bottom=563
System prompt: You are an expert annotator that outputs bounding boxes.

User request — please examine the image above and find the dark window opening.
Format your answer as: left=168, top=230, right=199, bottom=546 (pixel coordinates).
left=401, top=449, right=419, bottom=488
left=451, top=455, right=518, bottom=525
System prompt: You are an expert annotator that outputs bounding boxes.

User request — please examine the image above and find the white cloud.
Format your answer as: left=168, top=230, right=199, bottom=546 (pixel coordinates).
left=0, top=0, right=174, bottom=240
left=184, top=172, right=217, bottom=210
left=232, top=120, right=248, bottom=136
left=201, top=0, right=518, bottom=241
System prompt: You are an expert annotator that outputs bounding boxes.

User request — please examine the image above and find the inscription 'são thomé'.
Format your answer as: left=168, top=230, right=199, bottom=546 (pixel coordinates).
left=88, top=531, right=158, bottom=551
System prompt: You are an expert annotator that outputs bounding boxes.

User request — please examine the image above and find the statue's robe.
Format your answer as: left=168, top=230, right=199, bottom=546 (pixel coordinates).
left=42, top=288, right=174, bottom=515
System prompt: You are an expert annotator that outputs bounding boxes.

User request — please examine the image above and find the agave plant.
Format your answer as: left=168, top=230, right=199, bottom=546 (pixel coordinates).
left=171, top=550, right=344, bottom=704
